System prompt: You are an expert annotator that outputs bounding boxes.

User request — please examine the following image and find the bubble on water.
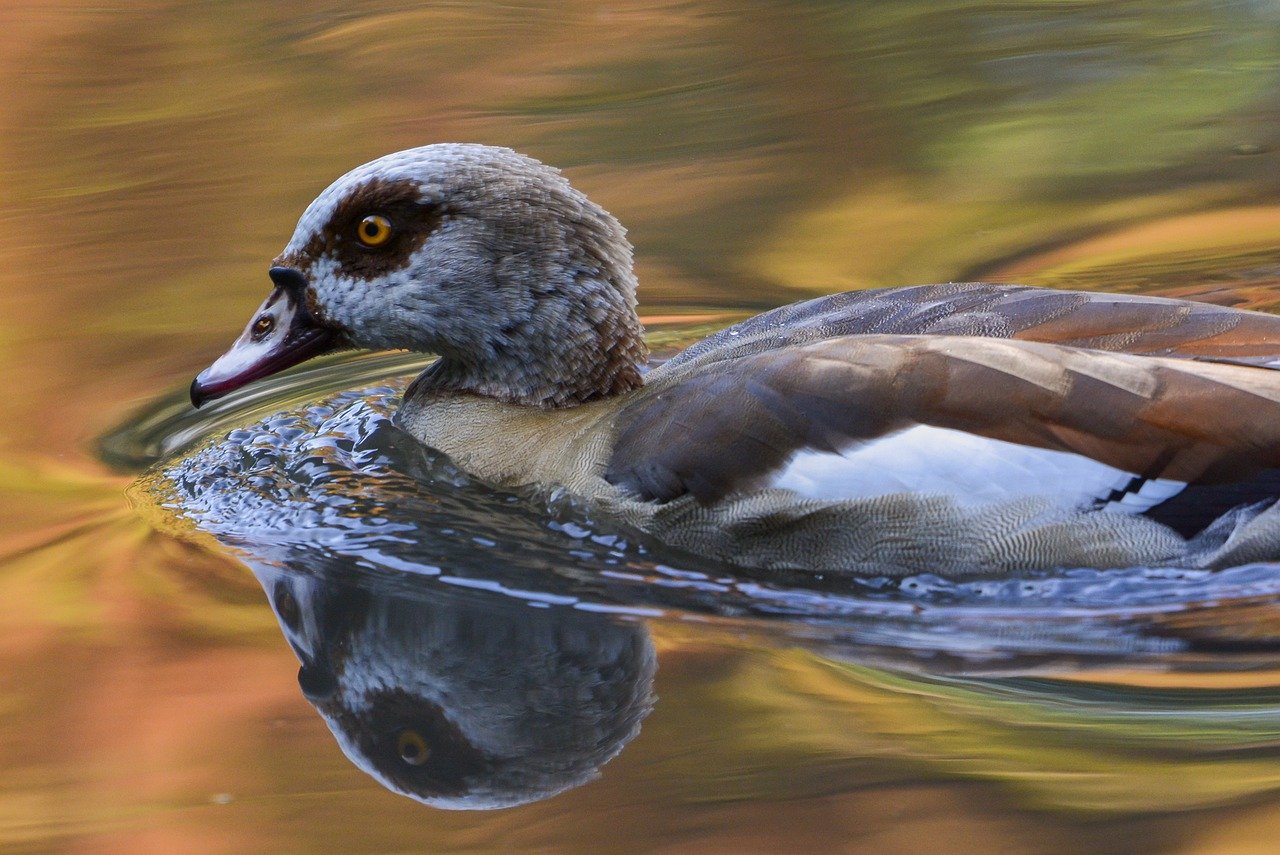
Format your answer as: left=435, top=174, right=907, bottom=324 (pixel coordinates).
left=150, top=381, right=1280, bottom=671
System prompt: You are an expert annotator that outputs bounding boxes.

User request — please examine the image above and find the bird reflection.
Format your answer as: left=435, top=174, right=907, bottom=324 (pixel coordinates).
left=250, top=563, right=656, bottom=809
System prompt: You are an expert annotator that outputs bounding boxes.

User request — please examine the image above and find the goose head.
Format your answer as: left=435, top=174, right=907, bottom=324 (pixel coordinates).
left=191, top=144, right=648, bottom=408
left=254, top=564, right=657, bottom=810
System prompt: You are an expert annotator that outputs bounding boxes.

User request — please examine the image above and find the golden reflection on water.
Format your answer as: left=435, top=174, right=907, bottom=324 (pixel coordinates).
left=4, top=0, right=1280, bottom=851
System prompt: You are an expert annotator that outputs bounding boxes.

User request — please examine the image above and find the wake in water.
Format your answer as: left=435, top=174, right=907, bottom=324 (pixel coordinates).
left=120, top=375, right=1280, bottom=672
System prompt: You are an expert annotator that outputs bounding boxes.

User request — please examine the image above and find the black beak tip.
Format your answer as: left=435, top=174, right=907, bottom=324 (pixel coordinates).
left=190, top=377, right=209, bottom=409
left=298, top=662, right=338, bottom=702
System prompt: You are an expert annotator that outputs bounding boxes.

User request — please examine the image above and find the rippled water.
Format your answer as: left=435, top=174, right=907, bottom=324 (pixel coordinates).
left=8, top=1, right=1280, bottom=852
left=122, top=370, right=1280, bottom=669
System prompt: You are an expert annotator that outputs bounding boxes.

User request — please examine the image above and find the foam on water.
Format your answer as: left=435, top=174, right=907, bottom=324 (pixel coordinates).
left=122, top=368, right=1280, bottom=673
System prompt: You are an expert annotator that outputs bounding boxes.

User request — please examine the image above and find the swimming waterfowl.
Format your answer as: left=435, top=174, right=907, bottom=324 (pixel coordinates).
left=192, top=144, right=1280, bottom=576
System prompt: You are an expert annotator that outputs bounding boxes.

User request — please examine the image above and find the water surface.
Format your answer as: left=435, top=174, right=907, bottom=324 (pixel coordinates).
left=6, top=2, right=1280, bottom=852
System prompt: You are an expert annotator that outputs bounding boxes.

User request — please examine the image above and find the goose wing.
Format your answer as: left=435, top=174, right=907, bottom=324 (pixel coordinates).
left=663, top=284, right=1280, bottom=372
left=606, top=332, right=1280, bottom=506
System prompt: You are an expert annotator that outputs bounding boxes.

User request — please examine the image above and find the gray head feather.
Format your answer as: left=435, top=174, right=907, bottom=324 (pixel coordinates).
left=278, top=144, right=649, bottom=406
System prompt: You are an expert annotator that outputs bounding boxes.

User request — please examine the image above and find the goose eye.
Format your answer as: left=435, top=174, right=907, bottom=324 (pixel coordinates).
left=396, top=729, right=429, bottom=766
left=356, top=214, right=393, bottom=247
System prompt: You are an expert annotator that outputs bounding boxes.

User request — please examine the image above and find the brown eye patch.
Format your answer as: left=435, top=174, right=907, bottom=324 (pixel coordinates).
left=303, top=177, right=444, bottom=281
left=325, top=687, right=493, bottom=797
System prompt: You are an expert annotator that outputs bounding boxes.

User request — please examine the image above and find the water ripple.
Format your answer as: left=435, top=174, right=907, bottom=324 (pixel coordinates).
left=123, top=372, right=1280, bottom=673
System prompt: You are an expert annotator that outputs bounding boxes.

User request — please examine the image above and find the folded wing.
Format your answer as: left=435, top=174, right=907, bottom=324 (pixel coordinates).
left=662, top=283, right=1280, bottom=370
left=607, top=288, right=1280, bottom=508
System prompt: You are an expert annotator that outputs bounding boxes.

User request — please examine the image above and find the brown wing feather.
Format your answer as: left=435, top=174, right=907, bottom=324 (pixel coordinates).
left=606, top=332, right=1280, bottom=503
left=1009, top=294, right=1280, bottom=357
left=663, top=284, right=1280, bottom=375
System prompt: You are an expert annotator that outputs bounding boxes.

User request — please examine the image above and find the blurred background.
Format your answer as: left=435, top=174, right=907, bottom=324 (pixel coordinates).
left=5, top=1, right=1280, bottom=852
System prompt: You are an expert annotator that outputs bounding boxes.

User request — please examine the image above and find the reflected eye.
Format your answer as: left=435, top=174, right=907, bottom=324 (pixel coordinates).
left=396, top=729, right=429, bottom=766
left=251, top=315, right=275, bottom=340
left=356, top=214, right=393, bottom=247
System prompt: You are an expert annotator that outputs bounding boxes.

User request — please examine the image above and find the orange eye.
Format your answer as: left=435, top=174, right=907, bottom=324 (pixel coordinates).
left=357, top=214, right=393, bottom=247
left=396, top=729, right=429, bottom=766
left=251, top=315, right=275, bottom=340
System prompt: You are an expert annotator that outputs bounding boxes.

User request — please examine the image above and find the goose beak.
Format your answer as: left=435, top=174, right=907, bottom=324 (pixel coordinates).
left=190, top=267, right=341, bottom=408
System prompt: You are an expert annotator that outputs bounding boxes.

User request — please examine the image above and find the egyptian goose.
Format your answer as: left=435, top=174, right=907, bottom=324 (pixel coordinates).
left=191, top=144, right=1280, bottom=576
left=256, top=562, right=654, bottom=808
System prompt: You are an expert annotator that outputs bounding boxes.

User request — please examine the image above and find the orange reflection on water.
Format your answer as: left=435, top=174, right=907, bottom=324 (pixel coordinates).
left=3, top=1, right=1280, bottom=851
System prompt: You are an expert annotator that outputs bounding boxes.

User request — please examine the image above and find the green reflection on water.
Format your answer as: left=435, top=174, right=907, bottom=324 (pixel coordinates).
left=3, top=0, right=1280, bottom=851
left=648, top=642, right=1280, bottom=814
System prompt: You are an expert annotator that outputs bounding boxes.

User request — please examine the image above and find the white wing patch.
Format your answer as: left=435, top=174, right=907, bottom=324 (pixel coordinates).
left=769, top=425, right=1185, bottom=514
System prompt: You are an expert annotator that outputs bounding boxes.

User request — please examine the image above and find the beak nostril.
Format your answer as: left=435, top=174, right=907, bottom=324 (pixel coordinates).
left=251, top=315, right=276, bottom=341
left=269, top=266, right=308, bottom=293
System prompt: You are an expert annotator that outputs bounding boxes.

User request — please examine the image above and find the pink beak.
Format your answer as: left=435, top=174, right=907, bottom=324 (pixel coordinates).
left=190, top=267, right=342, bottom=407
